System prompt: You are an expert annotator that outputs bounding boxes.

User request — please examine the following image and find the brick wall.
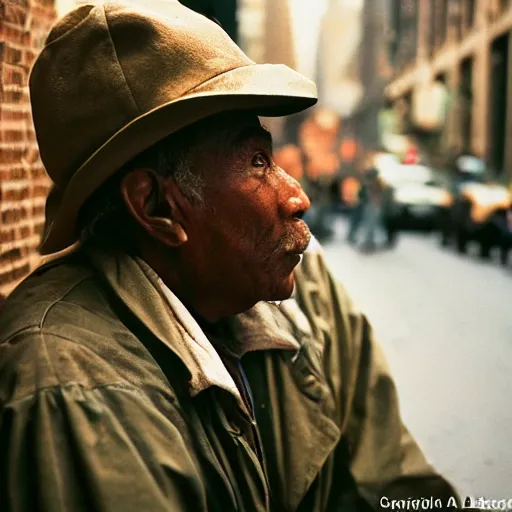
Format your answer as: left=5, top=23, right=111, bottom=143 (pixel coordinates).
left=0, top=0, right=56, bottom=296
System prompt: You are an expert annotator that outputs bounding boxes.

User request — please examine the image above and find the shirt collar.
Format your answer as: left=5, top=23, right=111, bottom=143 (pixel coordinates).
left=85, top=246, right=302, bottom=406
left=155, top=276, right=300, bottom=397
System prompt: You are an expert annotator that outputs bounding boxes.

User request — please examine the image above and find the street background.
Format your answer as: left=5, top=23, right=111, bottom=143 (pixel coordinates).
left=323, top=217, right=512, bottom=498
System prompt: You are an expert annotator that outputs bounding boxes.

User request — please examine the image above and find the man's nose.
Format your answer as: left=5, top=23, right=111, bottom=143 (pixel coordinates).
left=278, top=169, right=311, bottom=218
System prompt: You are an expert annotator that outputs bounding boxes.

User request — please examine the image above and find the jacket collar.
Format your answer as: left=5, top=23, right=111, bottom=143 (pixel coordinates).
left=85, top=247, right=299, bottom=406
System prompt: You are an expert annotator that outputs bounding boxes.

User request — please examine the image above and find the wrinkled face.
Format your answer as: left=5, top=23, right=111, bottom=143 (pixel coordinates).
left=175, top=112, right=311, bottom=311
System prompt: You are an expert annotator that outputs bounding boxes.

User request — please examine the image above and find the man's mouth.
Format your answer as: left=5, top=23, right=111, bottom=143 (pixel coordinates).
left=285, top=220, right=311, bottom=255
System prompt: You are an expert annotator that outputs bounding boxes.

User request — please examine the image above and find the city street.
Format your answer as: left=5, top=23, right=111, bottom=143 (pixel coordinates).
left=321, top=216, right=512, bottom=500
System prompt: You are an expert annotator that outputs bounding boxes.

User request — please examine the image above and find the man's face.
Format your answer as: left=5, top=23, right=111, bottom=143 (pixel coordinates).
left=173, top=112, right=311, bottom=313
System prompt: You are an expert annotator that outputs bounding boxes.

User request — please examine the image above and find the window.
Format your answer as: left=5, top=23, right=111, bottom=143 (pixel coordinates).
left=466, top=0, right=476, bottom=29
left=429, top=1, right=437, bottom=56
left=500, top=0, right=511, bottom=13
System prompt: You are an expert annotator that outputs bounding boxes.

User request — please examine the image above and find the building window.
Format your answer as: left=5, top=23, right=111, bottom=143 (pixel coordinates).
left=429, top=0, right=437, bottom=56
left=432, top=0, right=449, bottom=46
left=390, top=0, right=418, bottom=70
left=440, top=0, right=449, bottom=44
left=466, top=0, right=476, bottom=29
left=388, top=0, right=401, bottom=66
left=453, top=0, right=463, bottom=40
left=460, top=57, right=473, bottom=153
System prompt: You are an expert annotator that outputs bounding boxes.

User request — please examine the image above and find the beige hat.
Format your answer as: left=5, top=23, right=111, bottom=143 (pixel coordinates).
left=32, top=1, right=317, bottom=255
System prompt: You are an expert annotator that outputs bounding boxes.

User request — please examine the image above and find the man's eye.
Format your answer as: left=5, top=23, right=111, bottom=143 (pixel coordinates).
left=252, top=153, right=269, bottom=168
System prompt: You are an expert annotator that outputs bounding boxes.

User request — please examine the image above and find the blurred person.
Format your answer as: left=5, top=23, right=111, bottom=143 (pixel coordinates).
left=346, top=174, right=367, bottom=245
left=360, top=167, right=387, bottom=252
left=347, top=153, right=384, bottom=249
left=273, top=143, right=304, bottom=183
left=0, top=2, right=459, bottom=511
left=299, top=111, right=340, bottom=242
left=303, top=155, right=339, bottom=241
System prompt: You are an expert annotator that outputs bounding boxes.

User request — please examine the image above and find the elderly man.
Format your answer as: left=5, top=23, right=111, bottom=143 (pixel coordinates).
left=0, top=2, right=459, bottom=511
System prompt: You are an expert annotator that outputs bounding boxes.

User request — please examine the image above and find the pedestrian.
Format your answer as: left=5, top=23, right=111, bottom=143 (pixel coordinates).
left=360, top=167, right=386, bottom=251
left=347, top=177, right=367, bottom=244
left=0, top=2, right=458, bottom=511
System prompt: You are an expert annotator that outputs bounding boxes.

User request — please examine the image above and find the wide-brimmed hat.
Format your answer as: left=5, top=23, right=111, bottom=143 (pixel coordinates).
left=32, top=1, right=317, bottom=255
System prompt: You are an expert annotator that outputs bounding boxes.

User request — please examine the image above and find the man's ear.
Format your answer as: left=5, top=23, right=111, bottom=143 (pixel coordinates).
left=121, top=169, right=188, bottom=247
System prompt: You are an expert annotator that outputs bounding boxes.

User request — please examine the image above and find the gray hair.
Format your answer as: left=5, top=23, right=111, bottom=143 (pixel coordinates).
left=77, top=126, right=206, bottom=251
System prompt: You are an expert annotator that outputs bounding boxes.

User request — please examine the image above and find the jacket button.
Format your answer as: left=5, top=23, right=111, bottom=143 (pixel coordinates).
left=304, top=374, right=317, bottom=386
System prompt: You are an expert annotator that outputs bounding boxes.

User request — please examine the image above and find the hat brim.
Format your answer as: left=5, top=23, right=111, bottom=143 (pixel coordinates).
left=39, top=63, right=317, bottom=255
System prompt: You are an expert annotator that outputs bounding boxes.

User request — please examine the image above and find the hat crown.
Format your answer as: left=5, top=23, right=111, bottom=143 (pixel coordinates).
left=30, top=1, right=251, bottom=188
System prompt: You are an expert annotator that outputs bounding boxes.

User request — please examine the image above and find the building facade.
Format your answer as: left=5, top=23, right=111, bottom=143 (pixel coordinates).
left=386, top=0, right=512, bottom=181
left=0, top=0, right=57, bottom=296
left=350, top=0, right=392, bottom=151
left=237, top=0, right=265, bottom=63
left=238, top=0, right=298, bottom=143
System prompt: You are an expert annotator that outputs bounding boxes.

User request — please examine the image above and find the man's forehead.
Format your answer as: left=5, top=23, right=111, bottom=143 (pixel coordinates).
left=230, top=124, right=273, bottom=147
left=193, top=112, right=272, bottom=156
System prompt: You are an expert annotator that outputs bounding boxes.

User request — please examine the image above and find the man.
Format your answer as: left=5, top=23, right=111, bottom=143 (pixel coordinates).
left=0, top=2, right=459, bottom=510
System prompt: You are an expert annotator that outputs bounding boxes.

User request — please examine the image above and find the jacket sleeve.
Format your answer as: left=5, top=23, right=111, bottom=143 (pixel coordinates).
left=0, top=383, right=207, bottom=512
left=294, top=249, right=459, bottom=507
left=343, top=314, right=459, bottom=506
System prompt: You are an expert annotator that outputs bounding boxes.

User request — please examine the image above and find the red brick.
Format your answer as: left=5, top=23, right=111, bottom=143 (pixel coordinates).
left=14, top=263, right=30, bottom=279
left=2, top=3, right=28, bottom=25
left=0, top=185, right=30, bottom=201
left=0, top=164, right=29, bottom=180
left=0, top=128, right=25, bottom=143
left=0, top=0, right=30, bottom=10
left=0, top=87, right=24, bottom=103
left=0, top=228, right=15, bottom=243
left=32, top=185, right=49, bottom=198
left=0, top=43, right=22, bottom=66
left=0, top=146, right=24, bottom=164
left=0, top=22, right=28, bottom=46
left=0, top=271, right=14, bottom=287
left=19, top=225, right=31, bottom=238
left=0, top=248, right=22, bottom=265
left=0, top=106, right=29, bottom=122
left=30, top=168, right=48, bottom=180
left=21, top=48, right=35, bottom=69
left=33, top=222, right=45, bottom=237
left=0, top=63, right=26, bottom=86
left=0, top=0, right=56, bottom=293
left=0, top=261, right=32, bottom=285
left=32, top=204, right=45, bottom=217
left=1, top=206, right=29, bottom=224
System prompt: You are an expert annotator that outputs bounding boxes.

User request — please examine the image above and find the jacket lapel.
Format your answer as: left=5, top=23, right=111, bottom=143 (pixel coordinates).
left=236, top=300, right=341, bottom=510
left=85, top=247, right=248, bottom=403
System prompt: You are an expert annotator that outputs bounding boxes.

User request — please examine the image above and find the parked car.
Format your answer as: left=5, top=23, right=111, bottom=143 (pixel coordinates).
left=494, top=206, right=512, bottom=265
left=379, top=164, right=453, bottom=231
left=439, top=181, right=512, bottom=261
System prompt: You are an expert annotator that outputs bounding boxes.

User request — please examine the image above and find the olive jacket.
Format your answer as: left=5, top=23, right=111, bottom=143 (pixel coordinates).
left=0, top=243, right=457, bottom=511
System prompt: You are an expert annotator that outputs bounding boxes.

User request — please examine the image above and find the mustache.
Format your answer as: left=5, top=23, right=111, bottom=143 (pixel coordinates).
left=267, top=220, right=311, bottom=261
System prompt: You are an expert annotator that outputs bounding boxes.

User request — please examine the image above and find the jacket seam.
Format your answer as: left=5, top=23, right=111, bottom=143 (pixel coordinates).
left=55, top=299, right=120, bottom=323
left=38, top=330, right=61, bottom=388
left=4, top=381, right=158, bottom=408
left=39, top=275, right=92, bottom=329
left=103, top=4, right=140, bottom=114
left=2, top=325, right=40, bottom=344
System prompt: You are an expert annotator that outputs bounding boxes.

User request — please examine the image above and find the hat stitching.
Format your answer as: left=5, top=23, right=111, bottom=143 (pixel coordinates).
left=102, top=3, right=140, bottom=115
left=43, top=5, right=96, bottom=49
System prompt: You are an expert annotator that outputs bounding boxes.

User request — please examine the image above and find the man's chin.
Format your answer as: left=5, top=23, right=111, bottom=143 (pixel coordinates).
left=269, top=271, right=296, bottom=302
